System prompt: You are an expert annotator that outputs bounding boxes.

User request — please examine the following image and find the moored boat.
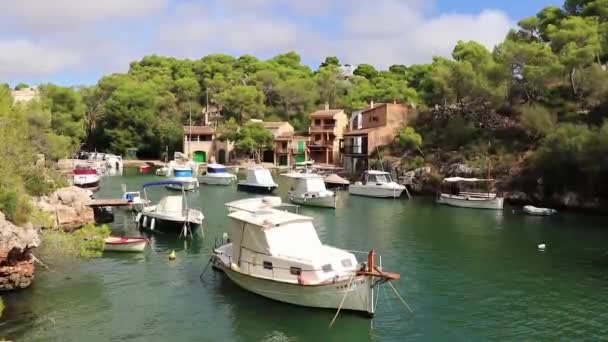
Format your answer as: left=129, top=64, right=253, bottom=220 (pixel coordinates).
left=324, top=173, right=350, bottom=190
left=436, top=177, right=504, bottom=210
left=136, top=181, right=204, bottom=237
left=348, top=170, right=405, bottom=198
left=103, top=236, right=147, bottom=252
left=211, top=197, right=400, bottom=317
left=167, top=166, right=199, bottom=191
left=523, top=205, right=557, bottom=216
left=73, top=166, right=100, bottom=189
left=198, top=164, right=236, bottom=185
left=237, top=166, right=277, bottom=193
left=284, top=173, right=336, bottom=208
left=121, top=185, right=149, bottom=212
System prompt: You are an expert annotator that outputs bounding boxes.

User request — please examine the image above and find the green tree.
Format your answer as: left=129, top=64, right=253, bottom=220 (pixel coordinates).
left=14, top=83, right=30, bottom=90
left=396, top=126, right=423, bottom=151
left=353, top=64, right=378, bottom=80
left=235, top=122, right=274, bottom=162
left=519, top=105, right=558, bottom=137
left=320, top=56, right=340, bottom=68
left=216, top=85, right=265, bottom=122
left=40, top=84, right=86, bottom=145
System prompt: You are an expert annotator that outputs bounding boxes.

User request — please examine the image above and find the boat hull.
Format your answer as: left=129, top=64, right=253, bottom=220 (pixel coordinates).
left=165, top=178, right=199, bottom=191
left=523, top=205, right=556, bottom=216
left=289, top=194, right=336, bottom=208
left=348, top=185, right=404, bottom=198
left=214, top=262, right=373, bottom=316
left=437, top=194, right=504, bottom=210
left=199, top=175, right=235, bottom=185
left=137, top=212, right=202, bottom=234
left=104, top=237, right=147, bottom=252
left=237, top=183, right=277, bottom=194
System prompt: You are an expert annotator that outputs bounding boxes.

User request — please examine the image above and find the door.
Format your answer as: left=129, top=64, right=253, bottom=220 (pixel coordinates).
left=297, top=141, right=304, bottom=153
left=294, top=154, right=305, bottom=163
left=218, top=149, right=226, bottom=164
left=193, top=151, right=206, bottom=163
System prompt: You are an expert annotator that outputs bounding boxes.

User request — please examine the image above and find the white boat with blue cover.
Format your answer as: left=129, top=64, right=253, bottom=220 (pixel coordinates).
left=199, top=164, right=236, bottom=185
left=136, top=180, right=204, bottom=237
left=167, top=166, right=199, bottom=191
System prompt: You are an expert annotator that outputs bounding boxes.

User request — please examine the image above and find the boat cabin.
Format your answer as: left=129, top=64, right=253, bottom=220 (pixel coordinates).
left=245, top=167, right=277, bottom=187
left=439, top=177, right=497, bottom=199
left=206, top=164, right=228, bottom=174
left=360, top=170, right=394, bottom=184
left=223, top=198, right=358, bottom=285
left=173, top=167, right=194, bottom=178
left=287, top=174, right=328, bottom=193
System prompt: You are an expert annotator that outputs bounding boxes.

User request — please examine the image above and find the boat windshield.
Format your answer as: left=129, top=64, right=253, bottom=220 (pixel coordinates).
left=368, top=173, right=391, bottom=183
left=208, top=167, right=227, bottom=174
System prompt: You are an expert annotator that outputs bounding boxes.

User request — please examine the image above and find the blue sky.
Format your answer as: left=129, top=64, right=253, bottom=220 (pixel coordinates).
left=0, top=0, right=562, bottom=86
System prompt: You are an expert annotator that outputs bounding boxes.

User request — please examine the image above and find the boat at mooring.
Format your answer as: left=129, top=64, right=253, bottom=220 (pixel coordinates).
left=237, top=166, right=278, bottom=193
left=284, top=173, right=336, bottom=208
left=73, top=166, right=100, bottom=189
left=121, top=184, right=149, bottom=212
left=167, top=166, right=199, bottom=191
left=103, top=236, right=147, bottom=252
left=436, top=177, right=504, bottom=210
left=136, top=181, right=204, bottom=237
left=198, top=164, right=236, bottom=185
left=523, top=205, right=557, bottom=216
left=211, top=197, right=400, bottom=317
left=348, top=170, right=405, bottom=198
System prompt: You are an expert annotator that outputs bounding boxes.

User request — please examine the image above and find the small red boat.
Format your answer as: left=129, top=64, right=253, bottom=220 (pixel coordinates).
left=139, top=165, right=151, bottom=173
left=103, top=236, right=148, bottom=252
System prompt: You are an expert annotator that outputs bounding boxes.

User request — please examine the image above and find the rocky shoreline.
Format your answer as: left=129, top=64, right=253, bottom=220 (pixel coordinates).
left=0, top=186, right=95, bottom=291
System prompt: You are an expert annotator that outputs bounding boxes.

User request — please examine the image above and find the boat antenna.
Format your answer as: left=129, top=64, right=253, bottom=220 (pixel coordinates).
left=188, top=101, right=193, bottom=158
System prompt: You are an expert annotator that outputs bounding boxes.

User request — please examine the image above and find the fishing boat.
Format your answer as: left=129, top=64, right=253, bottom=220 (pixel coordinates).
left=103, top=236, right=147, bottom=252
left=348, top=170, right=405, bottom=198
left=139, top=164, right=151, bottom=173
left=284, top=173, right=336, bottom=208
left=198, top=164, right=236, bottom=185
left=121, top=185, right=149, bottom=212
left=167, top=166, right=199, bottom=191
left=73, top=166, right=100, bottom=189
left=324, top=173, right=350, bottom=190
left=210, top=197, right=400, bottom=317
left=136, top=181, right=204, bottom=237
left=523, top=205, right=557, bottom=216
left=436, top=177, right=504, bottom=210
left=237, top=166, right=278, bottom=193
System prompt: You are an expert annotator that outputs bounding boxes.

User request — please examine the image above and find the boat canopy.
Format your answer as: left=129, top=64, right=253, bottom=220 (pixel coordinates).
left=157, top=196, right=183, bottom=213
left=143, top=180, right=184, bottom=188
left=443, top=177, right=494, bottom=183
left=295, top=176, right=326, bottom=193
left=174, top=168, right=193, bottom=177
left=207, top=165, right=228, bottom=173
left=246, top=167, right=276, bottom=186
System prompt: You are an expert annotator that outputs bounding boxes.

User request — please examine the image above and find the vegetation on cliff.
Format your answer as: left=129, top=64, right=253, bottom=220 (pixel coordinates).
left=40, top=224, right=111, bottom=258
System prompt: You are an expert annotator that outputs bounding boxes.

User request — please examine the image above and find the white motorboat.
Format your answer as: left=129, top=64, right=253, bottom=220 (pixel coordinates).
left=523, top=205, right=557, bottom=216
left=167, top=166, right=199, bottom=191
left=136, top=181, right=204, bottom=237
left=199, top=164, right=236, bottom=185
left=237, top=166, right=278, bottom=193
left=155, top=166, right=169, bottom=177
left=436, top=177, right=504, bottom=210
left=211, top=197, right=400, bottom=317
left=348, top=170, right=405, bottom=198
left=103, top=236, right=147, bottom=252
left=73, top=166, right=100, bottom=189
left=284, top=173, right=336, bottom=208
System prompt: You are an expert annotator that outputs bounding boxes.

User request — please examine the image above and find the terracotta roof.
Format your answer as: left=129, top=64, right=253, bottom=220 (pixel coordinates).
left=343, top=128, right=376, bottom=136
left=183, top=126, right=214, bottom=135
left=309, top=109, right=343, bottom=118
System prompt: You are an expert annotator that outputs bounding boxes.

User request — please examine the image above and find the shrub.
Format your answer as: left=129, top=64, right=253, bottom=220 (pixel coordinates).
left=519, top=105, right=557, bottom=138
left=40, top=224, right=111, bottom=258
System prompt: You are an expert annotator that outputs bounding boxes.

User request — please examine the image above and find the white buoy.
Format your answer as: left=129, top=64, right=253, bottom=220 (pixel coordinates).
left=222, top=232, right=229, bottom=244
left=538, top=243, right=546, bottom=250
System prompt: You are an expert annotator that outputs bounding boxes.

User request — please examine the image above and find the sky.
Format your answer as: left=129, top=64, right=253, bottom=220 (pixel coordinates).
left=0, top=0, right=560, bottom=86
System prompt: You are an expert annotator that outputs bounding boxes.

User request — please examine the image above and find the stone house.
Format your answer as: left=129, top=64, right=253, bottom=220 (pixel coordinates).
left=307, top=105, right=349, bottom=165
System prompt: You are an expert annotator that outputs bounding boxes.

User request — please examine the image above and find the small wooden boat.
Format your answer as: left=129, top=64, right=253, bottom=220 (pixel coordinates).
left=524, top=205, right=557, bottom=216
left=104, top=236, right=147, bottom=252
left=139, top=165, right=151, bottom=173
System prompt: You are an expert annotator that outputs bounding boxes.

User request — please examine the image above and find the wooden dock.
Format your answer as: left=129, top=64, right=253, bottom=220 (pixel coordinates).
left=88, top=199, right=130, bottom=207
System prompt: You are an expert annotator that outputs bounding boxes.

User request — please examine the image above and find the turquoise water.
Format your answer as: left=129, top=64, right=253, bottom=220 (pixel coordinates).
left=3, top=169, right=608, bottom=341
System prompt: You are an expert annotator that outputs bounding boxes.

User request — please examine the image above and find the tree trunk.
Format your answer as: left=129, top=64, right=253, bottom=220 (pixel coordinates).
left=570, top=67, right=577, bottom=98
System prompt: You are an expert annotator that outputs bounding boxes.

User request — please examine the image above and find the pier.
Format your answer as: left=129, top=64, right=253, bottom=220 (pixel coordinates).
left=87, top=198, right=130, bottom=207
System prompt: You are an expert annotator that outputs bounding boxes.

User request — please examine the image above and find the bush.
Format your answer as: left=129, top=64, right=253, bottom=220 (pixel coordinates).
left=519, top=105, right=557, bottom=138
left=41, top=224, right=111, bottom=258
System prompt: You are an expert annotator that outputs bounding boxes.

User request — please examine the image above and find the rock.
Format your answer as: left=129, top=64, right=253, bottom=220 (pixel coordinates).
left=0, top=211, right=39, bottom=291
left=446, top=163, right=480, bottom=177
left=32, top=186, right=95, bottom=232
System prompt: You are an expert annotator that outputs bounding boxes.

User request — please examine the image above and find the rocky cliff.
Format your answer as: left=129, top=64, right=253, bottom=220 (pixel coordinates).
left=0, top=212, right=40, bottom=290
left=32, top=186, right=95, bottom=232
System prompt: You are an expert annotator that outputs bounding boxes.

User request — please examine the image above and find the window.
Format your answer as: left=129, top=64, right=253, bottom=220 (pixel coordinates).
left=341, top=259, right=353, bottom=268
left=282, top=142, right=288, bottom=149
left=371, top=116, right=379, bottom=122
left=315, top=119, right=321, bottom=126
left=315, top=134, right=321, bottom=141
left=263, top=261, right=273, bottom=270
left=290, top=267, right=302, bottom=275
left=322, top=264, right=333, bottom=273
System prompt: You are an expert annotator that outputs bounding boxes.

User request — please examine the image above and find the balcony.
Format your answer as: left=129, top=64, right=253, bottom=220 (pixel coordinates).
left=307, top=140, right=332, bottom=149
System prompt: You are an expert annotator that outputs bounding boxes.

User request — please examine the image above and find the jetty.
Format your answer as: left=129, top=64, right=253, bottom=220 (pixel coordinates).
left=87, top=199, right=130, bottom=207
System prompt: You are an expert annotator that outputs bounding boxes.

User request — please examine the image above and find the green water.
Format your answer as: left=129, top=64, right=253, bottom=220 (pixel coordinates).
left=3, top=169, right=608, bottom=341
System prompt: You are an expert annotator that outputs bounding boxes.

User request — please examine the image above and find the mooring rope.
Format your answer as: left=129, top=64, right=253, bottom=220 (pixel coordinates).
left=31, top=254, right=57, bottom=273
left=329, top=274, right=354, bottom=328
left=387, top=280, right=413, bottom=313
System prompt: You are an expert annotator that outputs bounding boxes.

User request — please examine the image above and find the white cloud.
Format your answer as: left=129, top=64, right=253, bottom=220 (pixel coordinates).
left=1, top=0, right=169, bottom=32
left=0, top=0, right=515, bottom=83
left=0, top=40, right=81, bottom=78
